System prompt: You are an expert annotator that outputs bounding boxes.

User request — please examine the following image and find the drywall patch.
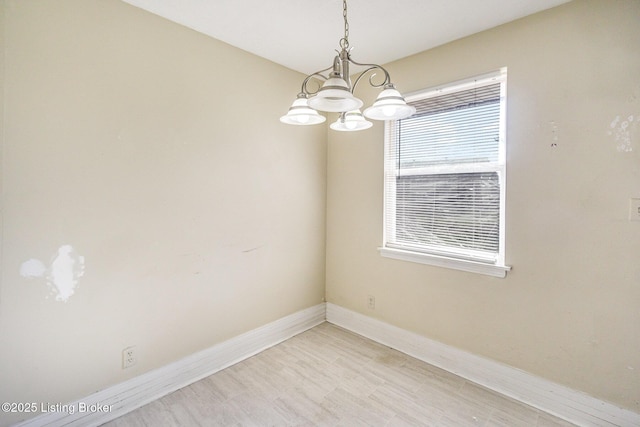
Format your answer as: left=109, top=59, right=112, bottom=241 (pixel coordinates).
left=49, top=245, right=85, bottom=302
left=609, top=114, right=637, bottom=152
left=19, top=259, right=47, bottom=278
left=19, top=245, right=85, bottom=302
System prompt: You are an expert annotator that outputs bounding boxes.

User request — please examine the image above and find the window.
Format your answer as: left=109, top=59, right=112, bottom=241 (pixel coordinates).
left=380, top=69, right=510, bottom=278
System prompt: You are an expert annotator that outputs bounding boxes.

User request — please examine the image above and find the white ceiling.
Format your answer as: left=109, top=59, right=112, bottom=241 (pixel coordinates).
left=121, top=0, right=571, bottom=75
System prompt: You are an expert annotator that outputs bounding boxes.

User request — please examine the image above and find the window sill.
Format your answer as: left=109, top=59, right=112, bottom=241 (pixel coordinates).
left=378, top=247, right=511, bottom=278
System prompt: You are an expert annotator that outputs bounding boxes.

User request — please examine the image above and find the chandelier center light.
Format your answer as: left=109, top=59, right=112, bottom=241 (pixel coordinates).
left=280, top=0, right=416, bottom=131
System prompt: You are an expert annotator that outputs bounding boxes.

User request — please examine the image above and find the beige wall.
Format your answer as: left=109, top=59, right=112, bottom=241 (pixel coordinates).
left=0, top=1, right=326, bottom=425
left=327, top=0, right=640, bottom=413
left=2, top=0, right=640, bottom=423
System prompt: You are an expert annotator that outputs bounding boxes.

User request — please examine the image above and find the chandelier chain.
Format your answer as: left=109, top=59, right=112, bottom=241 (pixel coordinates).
left=340, top=0, right=350, bottom=49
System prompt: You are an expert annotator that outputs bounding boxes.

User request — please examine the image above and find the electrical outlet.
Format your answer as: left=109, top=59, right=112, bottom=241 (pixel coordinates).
left=122, top=346, right=137, bottom=369
left=367, top=295, right=375, bottom=310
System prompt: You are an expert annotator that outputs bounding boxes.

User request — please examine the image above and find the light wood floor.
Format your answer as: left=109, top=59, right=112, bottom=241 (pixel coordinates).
left=103, top=322, right=576, bottom=426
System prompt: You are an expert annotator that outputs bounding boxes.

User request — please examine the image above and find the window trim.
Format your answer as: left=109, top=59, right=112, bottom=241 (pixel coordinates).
left=379, top=247, right=511, bottom=278
left=380, top=69, right=511, bottom=278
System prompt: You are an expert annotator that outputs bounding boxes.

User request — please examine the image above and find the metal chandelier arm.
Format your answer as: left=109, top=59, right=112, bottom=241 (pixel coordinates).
left=348, top=58, right=392, bottom=93
left=300, top=66, right=333, bottom=96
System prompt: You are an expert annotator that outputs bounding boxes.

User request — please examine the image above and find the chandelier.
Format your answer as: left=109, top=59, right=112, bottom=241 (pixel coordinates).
left=280, top=0, right=416, bottom=131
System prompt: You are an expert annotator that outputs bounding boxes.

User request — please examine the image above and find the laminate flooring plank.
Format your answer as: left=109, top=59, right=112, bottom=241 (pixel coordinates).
left=102, top=322, right=576, bottom=426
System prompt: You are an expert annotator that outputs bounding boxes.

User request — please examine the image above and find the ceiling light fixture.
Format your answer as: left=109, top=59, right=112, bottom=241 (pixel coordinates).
left=280, top=0, right=415, bottom=131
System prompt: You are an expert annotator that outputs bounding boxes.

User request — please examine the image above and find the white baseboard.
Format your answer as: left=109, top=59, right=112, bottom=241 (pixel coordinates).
left=15, top=302, right=639, bottom=427
left=326, top=303, right=640, bottom=427
left=15, top=303, right=326, bottom=427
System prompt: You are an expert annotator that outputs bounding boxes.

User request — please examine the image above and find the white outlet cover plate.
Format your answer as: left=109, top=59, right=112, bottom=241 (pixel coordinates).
left=123, top=346, right=137, bottom=369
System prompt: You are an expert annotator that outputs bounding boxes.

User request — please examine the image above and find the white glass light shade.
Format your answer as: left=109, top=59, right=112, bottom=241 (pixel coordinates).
left=330, top=110, right=373, bottom=132
left=308, top=77, right=364, bottom=113
left=280, top=95, right=326, bottom=125
left=363, top=85, right=416, bottom=121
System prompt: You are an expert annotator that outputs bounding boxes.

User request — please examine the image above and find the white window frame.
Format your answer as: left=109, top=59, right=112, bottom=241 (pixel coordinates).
left=379, top=69, right=511, bottom=278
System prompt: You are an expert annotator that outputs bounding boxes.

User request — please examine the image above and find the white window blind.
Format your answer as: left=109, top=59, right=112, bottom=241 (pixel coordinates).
left=383, top=70, right=508, bottom=272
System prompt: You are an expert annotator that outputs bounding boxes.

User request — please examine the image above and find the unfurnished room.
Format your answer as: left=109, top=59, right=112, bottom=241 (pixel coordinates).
left=0, top=0, right=639, bottom=426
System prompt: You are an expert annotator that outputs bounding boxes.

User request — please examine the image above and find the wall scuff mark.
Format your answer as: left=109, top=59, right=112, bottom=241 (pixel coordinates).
left=242, top=245, right=264, bottom=253
left=19, top=245, right=85, bottom=302
left=550, top=120, right=559, bottom=148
